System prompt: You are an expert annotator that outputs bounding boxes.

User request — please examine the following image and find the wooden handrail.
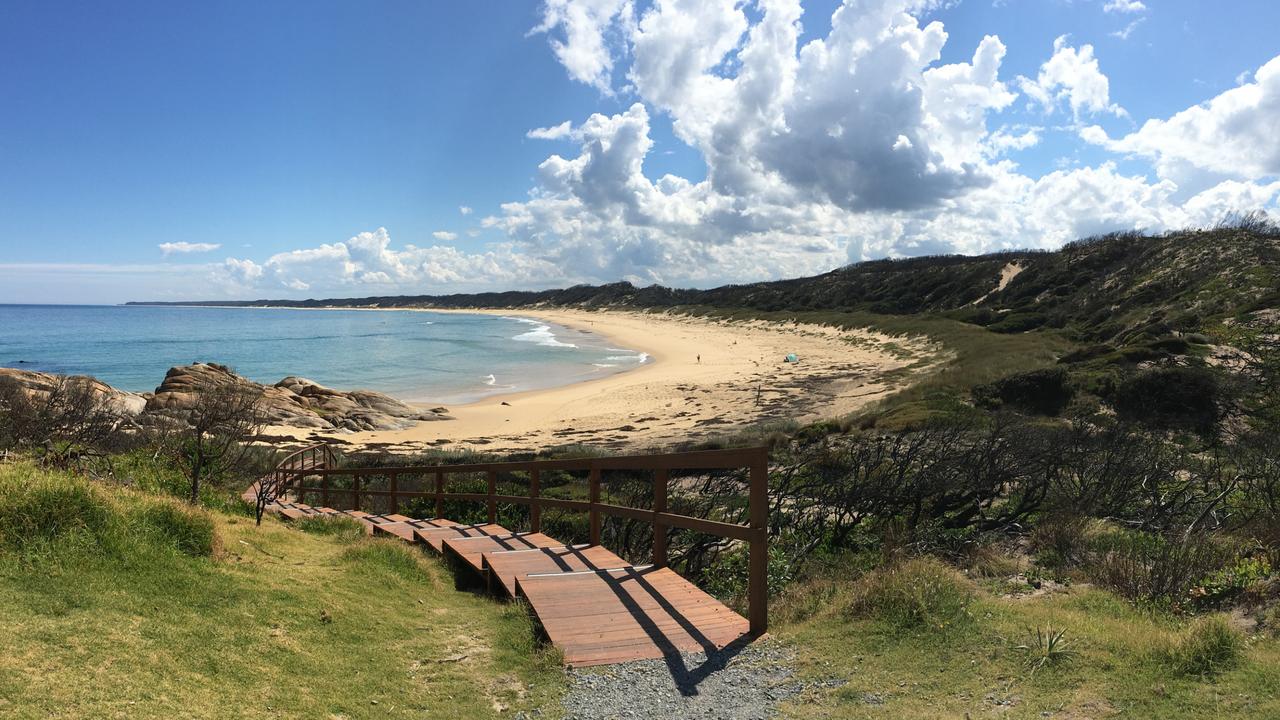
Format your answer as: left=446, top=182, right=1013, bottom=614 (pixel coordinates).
left=278, top=445, right=770, bottom=634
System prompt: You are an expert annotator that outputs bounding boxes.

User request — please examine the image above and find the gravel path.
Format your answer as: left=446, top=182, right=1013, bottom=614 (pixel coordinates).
left=529, top=641, right=837, bottom=720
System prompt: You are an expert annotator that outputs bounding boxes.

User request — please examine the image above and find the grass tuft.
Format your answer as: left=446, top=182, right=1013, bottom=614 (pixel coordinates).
left=340, top=538, right=430, bottom=581
left=0, top=464, right=110, bottom=552
left=293, top=514, right=366, bottom=541
left=1164, top=615, right=1245, bottom=677
left=132, top=498, right=218, bottom=557
left=846, top=557, right=975, bottom=632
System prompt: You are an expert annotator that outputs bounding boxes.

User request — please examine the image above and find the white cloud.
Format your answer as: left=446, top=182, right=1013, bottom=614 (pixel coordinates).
left=214, top=228, right=564, bottom=295
left=530, top=0, right=634, bottom=92
left=1083, top=54, right=1280, bottom=182
left=1018, top=36, right=1126, bottom=119
left=1110, top=18, right=1144, bottom=40
left=459, top=205, right=473, bottom=215
left=432, top=230, right=458, bottom=241
left=527, top=120, right=575, bottom=140
left=205, top=2, right=1280, bottom=299
left=1103, top=0, right=1145, bottom=13
left=159, top=241, right=221, bottom=256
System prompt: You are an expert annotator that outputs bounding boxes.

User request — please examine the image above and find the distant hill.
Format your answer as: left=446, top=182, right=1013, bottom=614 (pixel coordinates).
left=130, top=226, right=1280, bottom=347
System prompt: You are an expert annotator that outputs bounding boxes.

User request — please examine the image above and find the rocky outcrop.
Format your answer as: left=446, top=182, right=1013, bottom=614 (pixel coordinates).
left=4, top=363, right=450, bottom=433
left=0, top=367, right=148, bottom=416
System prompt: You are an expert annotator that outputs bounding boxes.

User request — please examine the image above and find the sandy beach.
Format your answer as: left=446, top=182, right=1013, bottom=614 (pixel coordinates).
left=268, top=309, right=936, bottom=453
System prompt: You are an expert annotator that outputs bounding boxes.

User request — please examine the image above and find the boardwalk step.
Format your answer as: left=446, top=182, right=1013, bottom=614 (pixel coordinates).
left=258, top=498, right=752, bottom=667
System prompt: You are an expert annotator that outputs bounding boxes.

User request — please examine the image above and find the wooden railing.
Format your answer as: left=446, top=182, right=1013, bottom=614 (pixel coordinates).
left=281, top=447, right=771, bottom=635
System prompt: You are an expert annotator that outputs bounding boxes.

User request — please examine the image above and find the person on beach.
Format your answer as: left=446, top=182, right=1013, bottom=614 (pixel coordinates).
left=697, top=354, right=701, bottom=364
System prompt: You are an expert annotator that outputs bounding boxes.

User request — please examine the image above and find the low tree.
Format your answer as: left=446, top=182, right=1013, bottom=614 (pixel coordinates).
left=173, top=379, right=265, bottom=504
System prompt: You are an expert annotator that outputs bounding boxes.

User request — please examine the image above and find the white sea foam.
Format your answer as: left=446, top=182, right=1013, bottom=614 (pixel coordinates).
left=604, top=352, right=650, bottom=363
left=592, top=363, right=619, bottom=368
left=483, top=374, right=496, bottom=385
left=504, top=316, right=578, bottom=348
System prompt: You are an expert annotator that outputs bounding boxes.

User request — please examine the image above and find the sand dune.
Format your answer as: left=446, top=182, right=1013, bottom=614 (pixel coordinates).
left=268, top=309, right=936, bottom=453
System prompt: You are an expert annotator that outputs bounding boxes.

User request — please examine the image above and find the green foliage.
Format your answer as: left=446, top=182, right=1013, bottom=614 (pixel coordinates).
left=846, top=557, right=974, bottom=632
left=1163, top=615, right=1244, bottom=677
left=1191, top=555, right=1274, bottom=609
left=702, top=543, right=795, bottom=608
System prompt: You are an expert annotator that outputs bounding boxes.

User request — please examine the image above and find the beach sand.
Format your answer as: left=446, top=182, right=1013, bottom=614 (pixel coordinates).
left=266, top=309, right=936, bottom=454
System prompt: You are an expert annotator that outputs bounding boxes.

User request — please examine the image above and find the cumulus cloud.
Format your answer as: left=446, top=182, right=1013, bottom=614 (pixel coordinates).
left=527, top=121, right=575, bottom=140
left=1083, top=54, right=1280, bottom=182
left=214, top=228, right=564, bottom=295
left=459, top=205, right=473, bottom=215
left=432, top=230, right=459, bottom=241
left=1018, top=36, right=1126, bottom=119
left=159, top=241, right=221, bottom=256
left=217, top=1, right=1280, bottom=298
left=1103, top=0, right=1145, bottom=13
left=530, top=0, right=633, bottom=92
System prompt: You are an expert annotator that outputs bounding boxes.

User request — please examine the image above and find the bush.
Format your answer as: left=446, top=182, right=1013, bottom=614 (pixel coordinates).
left=0, top=466, right=110, bottom=551
left=987, top=311, right=1049, bottom=334
left=1029, top=515, right=1094, bottom=568
left=1164, top=615, right=1244, bottom=677
left=1085, top=531, right=1227, bottom=608
left=972, top=367, right=1075, bottom=416
left=1108, top=366, right=1224, bottom=434
left=846, top=557, right=974, bottom=632
left=134, top=498, right=218, bottom=557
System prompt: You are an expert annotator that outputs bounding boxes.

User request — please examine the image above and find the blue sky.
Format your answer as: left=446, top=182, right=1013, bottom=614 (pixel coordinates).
left=2, top=0, right=1278, bottom=303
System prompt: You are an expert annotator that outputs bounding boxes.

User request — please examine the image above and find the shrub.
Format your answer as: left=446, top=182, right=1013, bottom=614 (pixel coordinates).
left=134, top=498, right=218, bottom=557
left=972, top=367, right=1075, bottom=416
left=987, top=311, right=1048, bottom=334
left=1085, top=531, right=1227, bottom=608
left=1108, top=366, right=1224, bottom=434
left=846, top=557, right=974, bottom=632
left=1164, top=615, right=1244, bottom=677
left=294, top=515, right=366, bottom=541
left=1029, top=515, right=1094, bottom=568
left=0, top=467, right=110, bottom=551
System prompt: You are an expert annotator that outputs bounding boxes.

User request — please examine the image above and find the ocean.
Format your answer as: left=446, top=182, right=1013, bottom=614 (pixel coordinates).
left=0, top=305, right=648, bottom=404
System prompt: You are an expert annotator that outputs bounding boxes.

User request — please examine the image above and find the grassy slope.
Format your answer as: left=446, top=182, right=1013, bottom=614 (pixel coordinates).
left=0, top=465, right=564, bottom=719
left=775, top=581, right=1280, bottom=719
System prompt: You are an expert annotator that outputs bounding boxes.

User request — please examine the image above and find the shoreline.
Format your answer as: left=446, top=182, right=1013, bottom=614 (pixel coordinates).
left=265, top=308, right=937, bottom=454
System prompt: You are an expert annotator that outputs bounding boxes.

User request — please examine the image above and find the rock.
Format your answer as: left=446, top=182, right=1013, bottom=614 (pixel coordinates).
left=0, top=367, right=147, bottom=416
left=6, top=363, right=452, bottom=434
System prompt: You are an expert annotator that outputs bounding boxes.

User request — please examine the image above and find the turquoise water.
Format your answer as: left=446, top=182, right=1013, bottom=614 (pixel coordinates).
left=0, top=305, right=648, bottom=404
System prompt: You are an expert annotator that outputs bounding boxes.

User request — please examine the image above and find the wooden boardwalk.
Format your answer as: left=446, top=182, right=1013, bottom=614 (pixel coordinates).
left=263, top=499, right=751, bottom=666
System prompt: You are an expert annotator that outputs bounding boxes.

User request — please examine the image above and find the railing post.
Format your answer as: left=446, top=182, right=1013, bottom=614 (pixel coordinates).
left=588, top=467, right=602, bottom=545
left=748, top=450, right=769, bottom=636
left=653, top=468, right=669, bottom=567
left=434, top=471, right=444, bottom=519
left=486, top=470, right=497, bottom=525
left=388, top=471, right=399, bottom=515
left=353, top=473, right=362, bottom=512
left=529, top=469, right=541, bottom=533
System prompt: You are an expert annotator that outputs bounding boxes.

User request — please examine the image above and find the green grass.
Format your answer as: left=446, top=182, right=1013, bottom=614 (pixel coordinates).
left=0, top=463, right=565, bottom=719
left=774, top=560, right=1280, bottom=719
